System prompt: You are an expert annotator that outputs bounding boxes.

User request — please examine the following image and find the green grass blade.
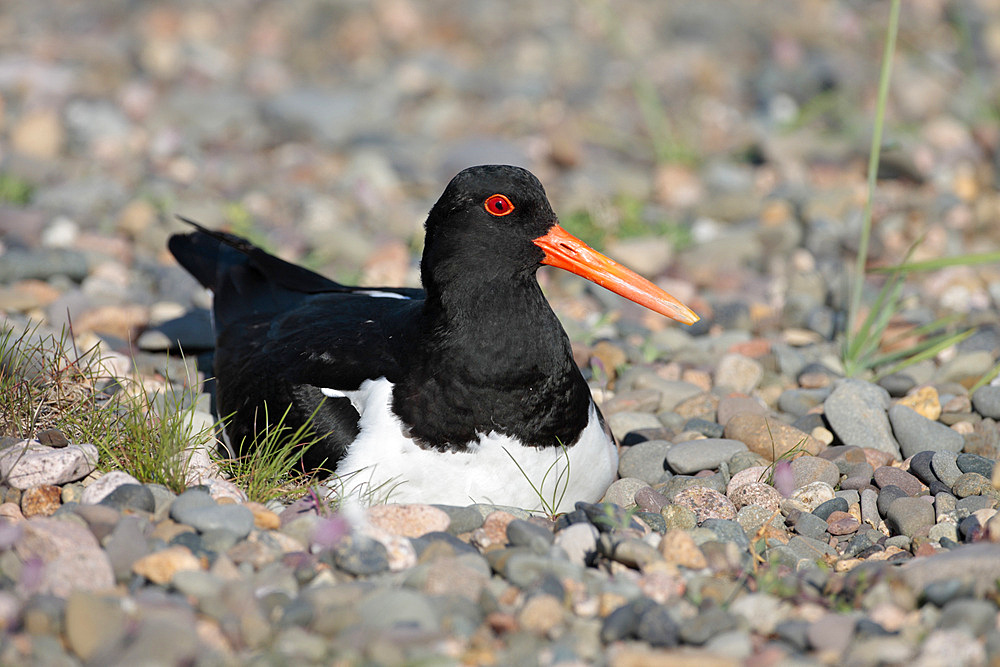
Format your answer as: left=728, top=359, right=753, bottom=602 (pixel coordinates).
left=873, top=328, right=976, bottom=380
left=871, top=251, right=1000, bottom=273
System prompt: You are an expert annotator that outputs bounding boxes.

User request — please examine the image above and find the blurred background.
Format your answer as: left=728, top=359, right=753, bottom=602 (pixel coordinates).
left=0, top=0, right=999, bottom=350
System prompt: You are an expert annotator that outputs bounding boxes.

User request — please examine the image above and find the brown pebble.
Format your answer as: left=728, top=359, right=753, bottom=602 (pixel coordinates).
left=826, top=511, right=860, bottom=536
left=36, top=429, right=69, bottom=448
left=21, top=485, right=61, bottom=517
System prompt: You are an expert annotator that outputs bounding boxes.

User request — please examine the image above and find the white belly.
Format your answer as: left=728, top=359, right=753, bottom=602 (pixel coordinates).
left=323, top=378, right=617, bottom=513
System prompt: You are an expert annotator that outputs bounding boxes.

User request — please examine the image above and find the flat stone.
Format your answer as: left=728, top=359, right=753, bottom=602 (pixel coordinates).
left=792, top=511, right=829, bottom=540
left=728, top=481, right=782, bottom=512
left=957, top=453, right=994, bottom=478
left=873, top=466, right=924, bottom=496
left=889, top=404, right=964, bottom=459
left=790, top=456, right=840, bottom=489
left=618, top=440, right=672, bottom=483
left=132, top=545, right=201, bottom=585
left=602, top=477, right=650, bottom=508
left=885, top=497, right=935, bottom=538
left=876, top=486, right=910, bottom=517
left=331, top=535, right=390, bottom=576
left=665, top=439, right=747, bottom=474
left=724, top=414, right=823, bottom=462
left=0, top=442, right=99, bottom=490
left=826, top=511, right=860, bottom=535
left=903, top=543, right=1000, bottom=595
left=824, top=380, right=900, bottom=458
left=813, top=497, right=849, bottom=520
left=671, top=487, right=737, bottom=523
left=170, top=488, right=254, bottom=538
left=972, top=386, right=1000, bottom=419
left=21, top=485, right=61, bottom=517
left=931, top=451, right=964, bottom=487
left=366, top=503, right=450, bottom=538
left=715, top=353, right=764, bottom=394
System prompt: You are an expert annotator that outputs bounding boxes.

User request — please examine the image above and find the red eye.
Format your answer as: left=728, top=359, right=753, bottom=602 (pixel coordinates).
left=484, top=194, right=514, bottom=217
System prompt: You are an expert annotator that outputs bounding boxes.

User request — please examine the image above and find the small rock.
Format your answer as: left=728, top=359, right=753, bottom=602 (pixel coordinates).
left=715, top=354, right=764, bottom=394
left=665, top=438, right=748, bottom=474
left=366, top=503, right=450, bottom=538
left=972, top=386, right=1000, bottom=419
left=131, top=545, right=201, bottom=585
left=790, top=456, right=840, bottom=489
left=602, top=478, right=650, bottom=508
left=671, top=487, right=737, bottom=523
left=724, top=414, right=823, bottom=461
left=728, top=482, right=782, bottom=512
left=517, top=594, right=564, bottom=635
left=0, top=442, right=99, bottom=490
left=331, top=535, right=390, bottom=576
left=826, top=511, right=861, bottom=535
left=658, top=529, right=707, bottom=569
left=889, top=404, right=964, bottom=458
left=873, top=466, right=925, bottom=496
left=931, top=451, right=964, bottom=487
left=885, top=497, right=935, bottom=538
left=618, top=440, right=672, bottom=483
left=98, top=484, right=156, bottom=513
left=896, top=386, right=942, bottom=420
left=21, top=485, right=61, bottom=517
left=824, top=380, right=901, bottom=458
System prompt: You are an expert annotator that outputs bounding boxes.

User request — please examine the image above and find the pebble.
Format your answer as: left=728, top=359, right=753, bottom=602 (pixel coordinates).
left=888, top=404, right=964, bottom=458
left=972, top=386, right=1000, bottom=420
left=723, top=413, right=823, bottom=461
left=872, top=466, right=924, bottom=496
left=790, top=456, right=840, bottom=489
left=824, top=380, right=901, bottom=458
left=885, top=497, right=936, bottom=538
left=665, top=439, right=747, bottom=474
left=0, top=443, right=99, bottom=490
left=931, top=451, right=964, bottom=487
left=366, top=503, right=450, bottom=537
left=671, top=487, right=737, bottom=523
left=618, top=440, right=672, bottom=483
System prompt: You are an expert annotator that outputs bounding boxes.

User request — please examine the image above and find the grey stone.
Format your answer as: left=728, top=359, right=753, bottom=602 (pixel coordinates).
left=331, top=535, right=390, bottom=576
left=885, top=497, right=935, bottom=538
left=665, top=438, right=748, bottom=474
left=356, top=588, right=441, bottom=631
left=791, top=456, right=840, bottom=489
left=824, top=380, right=900, bottom=457
left=792, top=511, right=829, bottom=540
left=602, top=477, right=650, bottom=508
left=606, top=411, right=663, bottom=441
left=618, top=440, right=672, bottom=483
left=931, top=451, right=963, bottom=487
left=957, top=453, right=994, bottom=478
left=98, top=484, right=156, bottom=514
left=972, top=386, right=1000, bottom=419
left=889, top=404, right=964, bottom=458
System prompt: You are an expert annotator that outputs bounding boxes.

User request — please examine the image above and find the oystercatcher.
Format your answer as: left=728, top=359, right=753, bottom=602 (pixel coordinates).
left=169, top=165, right=697, bottom=511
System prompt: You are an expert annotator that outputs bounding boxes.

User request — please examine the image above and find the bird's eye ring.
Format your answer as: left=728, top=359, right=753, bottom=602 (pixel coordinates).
left=484, top=194, right=514, bottom=217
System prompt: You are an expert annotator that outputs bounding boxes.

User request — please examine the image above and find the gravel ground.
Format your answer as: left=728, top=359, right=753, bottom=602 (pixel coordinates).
left=4, top=1, right=1000, bottom=665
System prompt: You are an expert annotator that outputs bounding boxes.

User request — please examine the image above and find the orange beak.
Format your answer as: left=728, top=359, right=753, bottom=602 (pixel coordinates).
left=533, top=224, right=699, bottom=325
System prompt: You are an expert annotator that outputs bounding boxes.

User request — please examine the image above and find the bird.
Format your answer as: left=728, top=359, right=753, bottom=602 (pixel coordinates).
left=168, top=165, right=698, bottom=512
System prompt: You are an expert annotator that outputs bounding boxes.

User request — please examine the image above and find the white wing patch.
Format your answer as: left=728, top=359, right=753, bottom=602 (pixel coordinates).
left=356, top=290, right=410, bottom=300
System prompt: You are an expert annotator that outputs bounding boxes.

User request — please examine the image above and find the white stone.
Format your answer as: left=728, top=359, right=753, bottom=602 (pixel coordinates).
left=0, top=442, right=98, bottom=490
